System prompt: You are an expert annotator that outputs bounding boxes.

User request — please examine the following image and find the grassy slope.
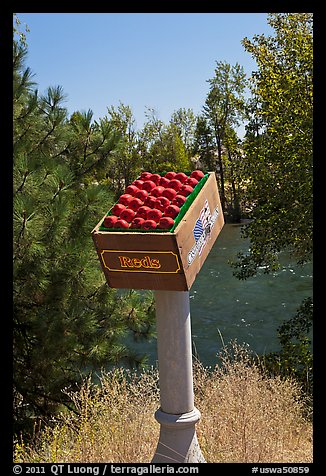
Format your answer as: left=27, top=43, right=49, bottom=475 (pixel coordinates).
left=14, top=344, right=312, bottom=463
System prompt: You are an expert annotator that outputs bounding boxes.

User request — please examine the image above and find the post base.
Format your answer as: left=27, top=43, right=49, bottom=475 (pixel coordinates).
left=152, top=407, right=206, bottom=463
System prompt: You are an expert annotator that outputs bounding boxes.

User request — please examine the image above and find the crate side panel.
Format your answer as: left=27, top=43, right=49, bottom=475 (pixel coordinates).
left=104, top=272, right=188, bottom=291
left=175, top=173, right=224, bottom=289
left=92, top=229, right=188, bottom=290
left=92, top=230, right=177, bottom=252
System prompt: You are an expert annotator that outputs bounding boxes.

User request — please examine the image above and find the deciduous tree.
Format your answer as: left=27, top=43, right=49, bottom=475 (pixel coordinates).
left=203, top=61, right=247, bottom=212
left=139, top=107, right=192, bottom=173
left=233, top=13, right=313, bottom=278
left=106, top=102, right=141, bottom=195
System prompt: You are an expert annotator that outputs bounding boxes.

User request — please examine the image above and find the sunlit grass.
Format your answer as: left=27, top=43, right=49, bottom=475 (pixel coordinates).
left=14, top=343, right=312, bottom=463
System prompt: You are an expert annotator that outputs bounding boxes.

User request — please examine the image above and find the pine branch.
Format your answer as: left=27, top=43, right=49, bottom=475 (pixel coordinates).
left=51, top=143, right=72, bottom=159
left=15, top=171, right=29, bottom=193
left=30, top=124, right=56, bottom=154
left=14, top=123, right=32, bottom=147
left=16, top=209, right=27, bottom=245
left=51, top=180, right=66, bottom=201
left=85, top=134, right=107, bottom=159
left=14, top=379, right=81, bottom=417
left=75, top=155, right=106, bottom=179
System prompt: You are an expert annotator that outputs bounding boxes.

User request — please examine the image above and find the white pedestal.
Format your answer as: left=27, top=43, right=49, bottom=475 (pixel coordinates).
left=152, top=291, right=206, bottom=463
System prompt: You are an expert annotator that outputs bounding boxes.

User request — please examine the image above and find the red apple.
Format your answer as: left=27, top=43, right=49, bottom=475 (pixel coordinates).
left=135, top=189, right=148, bottom=201
left=149, top=173, right=161, bottom=185
left=167, top=179, right=182, bottom=192
left=125, top=184, right=139, bottom=196
left=164, top=204, right=180, bottom=218
left=142, top=219, right=157, bottom=230
left=158, top=216, right=175, bottom=229
left=144, top=196, right=152, bottom=207
left=156, top=196, right=171, bottom=211
left=103, top=215, right=118, bottom=228
left=114, top=219, right=130, bottom=229
left=151, top=186, right=165, bottom=197
left=172, top=194, right=187, bottom=207
left=190, top=170, right=205, bottom=181
left=162, top=188, right=177, bottom=200
left=120, top=208, right=136, bottom=222
left=142, top=180, right=156, bottom=192
left=179, top=184, right=193, bottom=197
left=133, top=179, right=144, bottom=189
left=174, top=172, right=188, bottom=183
left=119, top=194, right=133, bottom=206
left=129, top=197, right=143, bottom=211
left=147, top=208, right=163, bottom=222
left=136, top=205, right=151, bottom=219
left=140, top=171, right=152, bottom=180
left=144, top=195, right=158, bottom=208
left=165, top=171, right=176, bottom=180
left=184, top=177, right=198, bottom=187
left=130, top=217, right=145, bottom=229
left=159, top=176, right=170, bottom=187
left=111, top=203, right=126, bottom=217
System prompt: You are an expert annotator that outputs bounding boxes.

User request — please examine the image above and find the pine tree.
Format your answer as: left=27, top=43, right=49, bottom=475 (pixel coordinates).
left=13, top=41, right=155, bottom=436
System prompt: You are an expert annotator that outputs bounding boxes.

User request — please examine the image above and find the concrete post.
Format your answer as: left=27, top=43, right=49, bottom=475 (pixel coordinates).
left=152, top=290, right=205, bottom=463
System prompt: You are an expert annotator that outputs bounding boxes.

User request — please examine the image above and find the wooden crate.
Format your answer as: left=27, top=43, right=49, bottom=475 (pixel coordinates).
left=91, top=172, right=224, bottom=291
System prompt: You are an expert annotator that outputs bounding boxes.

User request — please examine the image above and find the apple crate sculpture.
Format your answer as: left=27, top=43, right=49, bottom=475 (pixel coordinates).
left=92, top=170, right=224, bottom=463
left=92, top=171, right=224, bottom=291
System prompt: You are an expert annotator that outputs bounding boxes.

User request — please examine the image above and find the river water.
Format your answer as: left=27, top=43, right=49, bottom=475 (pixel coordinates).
left=131, top=223, right=313, bottom=367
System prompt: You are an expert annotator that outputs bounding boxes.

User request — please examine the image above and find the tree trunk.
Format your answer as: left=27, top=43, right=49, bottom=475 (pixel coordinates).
left=228, top=150, right=241, bottom=222
left=217, top=140, right=226, bottom=213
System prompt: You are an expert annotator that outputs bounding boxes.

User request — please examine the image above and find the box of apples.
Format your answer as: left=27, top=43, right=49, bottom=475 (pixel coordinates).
left=92, top=170, right=224, bottom=291
left=100, top=170, right=207, bottom=232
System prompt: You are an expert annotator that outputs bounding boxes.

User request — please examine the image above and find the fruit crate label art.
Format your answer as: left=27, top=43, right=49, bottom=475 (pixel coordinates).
left=100, top=250, right=181, bottom=274
left=187, top=199, right=220, bottom=265
left=91, top=171, right=224, bottom=291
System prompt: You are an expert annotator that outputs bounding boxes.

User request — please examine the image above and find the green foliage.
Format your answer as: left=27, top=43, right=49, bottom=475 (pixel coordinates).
left=234, top=13, right=313, bottom=279
left=222, top=126, right=246, bottom=222
left=170, top=107, right=197, bottom=156
left=105, top=102, right=141, bottom=195
left=261, top=298, right=313, bottom=398
left=68, top=109, right=119, bottom=185
left=13, top=13, right=30, bottom=47
left=138, top=107, right=192, bottom=173
left=204, top=61, right=247, bottom=132
left=13, top=41, right=155, bottom=436
left=232, top=14, right=313, bottom=400
left=193, top=115, right=215, bottom=171
left=200, top=61, right=248, bottom=214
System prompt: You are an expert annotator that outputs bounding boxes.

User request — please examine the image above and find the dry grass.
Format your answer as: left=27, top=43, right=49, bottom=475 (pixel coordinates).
left=14, top=343, right=312, bottom=463
left=194, top=343, right=312, bottom=463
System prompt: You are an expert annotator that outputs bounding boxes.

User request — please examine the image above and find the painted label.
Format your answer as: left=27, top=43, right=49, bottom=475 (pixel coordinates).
left=187, top=199, right=219, bottom=265
left=100, top=250, right=181, bottom=274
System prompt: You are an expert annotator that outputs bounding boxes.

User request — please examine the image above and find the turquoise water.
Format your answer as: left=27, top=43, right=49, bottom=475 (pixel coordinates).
left=130, top=223, right=313, bottom=367
left=189, top=223, right=312, bottom=365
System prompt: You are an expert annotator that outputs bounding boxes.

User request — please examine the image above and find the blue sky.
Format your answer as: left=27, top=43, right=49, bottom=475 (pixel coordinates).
left=16, top=13, right=273, bottom=131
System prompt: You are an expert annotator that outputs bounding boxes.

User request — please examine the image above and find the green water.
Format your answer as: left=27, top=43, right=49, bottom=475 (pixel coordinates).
left=130, top=223, right=313, bottom=367
left=189, top=223, right=312, bottom=365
